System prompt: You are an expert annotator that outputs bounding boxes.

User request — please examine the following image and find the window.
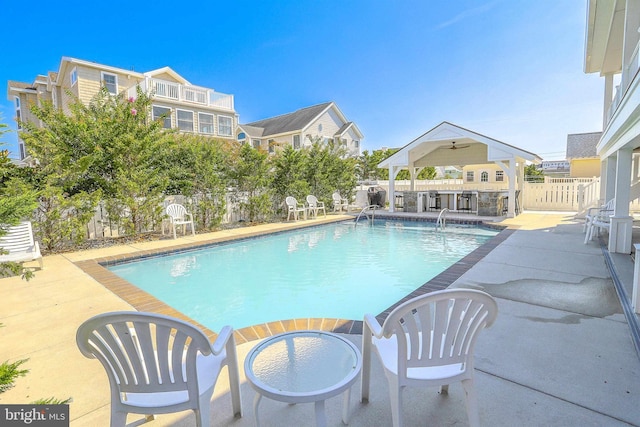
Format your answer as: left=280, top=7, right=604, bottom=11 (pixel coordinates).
left=198, top=113, right=214, bottom=134
left=252, top=139, right=261, bottom=149
left=152, top=106, right=172, bottom=128
left=481, top=171, right=489, bottom=182
left=293, top=135, right=301, bottom=149
left=177, top=110, right=194, bottom=132
left=268, top=139, right=275, bottom=153
left=218, top=115, right=232, bottom=136
left=52, top=90, right=58, bottom=108
left=495, top=170, right=504, bottom=182
left=101, top=72, right=118, bottom=94
left=237, top=132, right=246, bottom=141
left=14, top=97, right=21, bottom=129
left=466, top=171, right=474, bottom=182
left=70, top=67, right=77, bottom=86
left=353, top=140, right=360, bottom=150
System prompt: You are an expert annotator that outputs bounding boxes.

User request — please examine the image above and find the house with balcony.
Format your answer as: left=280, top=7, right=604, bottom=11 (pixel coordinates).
left=7, top=57, right=238, bottom=160
left=236, top=102, right=363, bottom=157
left=584, top=0, right=640, bottom=253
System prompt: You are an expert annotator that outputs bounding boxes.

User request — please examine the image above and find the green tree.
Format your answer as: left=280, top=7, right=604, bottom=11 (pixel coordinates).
left=165, top=134, right=230, bottom=230
left=229, top=144, right=273, bottom=222
left=271, top=145, right=310, bottom=208
left=22, top=88, right=171, bottom=237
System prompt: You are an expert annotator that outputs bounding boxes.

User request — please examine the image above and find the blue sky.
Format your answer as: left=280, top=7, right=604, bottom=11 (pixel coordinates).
left=1, top=1, right=602, bottom=160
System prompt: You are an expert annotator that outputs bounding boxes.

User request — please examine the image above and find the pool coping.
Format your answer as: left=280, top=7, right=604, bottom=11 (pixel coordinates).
left=74, top=217, right=515, bottom=344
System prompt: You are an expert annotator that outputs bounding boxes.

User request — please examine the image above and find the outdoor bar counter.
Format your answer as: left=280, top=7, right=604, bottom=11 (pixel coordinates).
left=401, top=190, right=505, bottom=216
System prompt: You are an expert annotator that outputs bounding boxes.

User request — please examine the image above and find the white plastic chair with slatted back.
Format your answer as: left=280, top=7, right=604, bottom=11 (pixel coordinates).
left=166, top=203, right=195, bottom=239
left=306, top=195, right=326, bottom=218
left=332, top=192, right=348, bottom=212
left=285, top=196, right=307, bottom=221
left=76, top=311, right=242, bottom=427
left=361, top=289, right=498, bottom=427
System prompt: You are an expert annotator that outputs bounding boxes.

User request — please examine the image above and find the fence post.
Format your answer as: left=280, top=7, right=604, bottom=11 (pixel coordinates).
left=577, top=183, right=585, bottom=213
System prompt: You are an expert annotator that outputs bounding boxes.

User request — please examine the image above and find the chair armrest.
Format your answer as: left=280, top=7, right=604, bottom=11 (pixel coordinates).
left=363, top=313, right=384, bottom=338
left=212, top=325, right=234, bottom=355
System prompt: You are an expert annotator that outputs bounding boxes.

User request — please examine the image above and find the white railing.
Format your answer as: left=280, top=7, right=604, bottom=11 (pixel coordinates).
left=606, top=40, right=640, bottom=124
left=128, top=78, right=234, bottom=110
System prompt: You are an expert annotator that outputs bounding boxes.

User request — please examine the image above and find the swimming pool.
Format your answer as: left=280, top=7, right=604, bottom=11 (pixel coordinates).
left=108, top=220, right=499, bottom=332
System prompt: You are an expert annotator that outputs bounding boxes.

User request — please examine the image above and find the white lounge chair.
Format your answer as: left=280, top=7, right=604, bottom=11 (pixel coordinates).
left=285, top=196, right=307, bottom=221
left=76, top=311, right=242, bottom=426
left=361, top=289, right=498, bottom=427
left=332, top=192, right=348, bottom=212
left=0, top=221, right=43, bottom=269
left=306, top=195, right=326, bottom=218
left=166, top=203, right=195, bottom=239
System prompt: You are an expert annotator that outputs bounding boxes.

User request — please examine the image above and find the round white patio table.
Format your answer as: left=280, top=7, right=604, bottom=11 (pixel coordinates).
left=244, top=330, right=362, bottom=427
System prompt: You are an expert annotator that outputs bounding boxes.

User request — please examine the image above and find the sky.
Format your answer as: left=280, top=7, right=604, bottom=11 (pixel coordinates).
left=0, top=0, right=603, bottom=161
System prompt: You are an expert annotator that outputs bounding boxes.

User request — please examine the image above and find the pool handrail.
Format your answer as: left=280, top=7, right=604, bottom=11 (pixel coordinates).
left=436, top=208, right=450, bottom=231
left=354, top=205, right=379, bottom=227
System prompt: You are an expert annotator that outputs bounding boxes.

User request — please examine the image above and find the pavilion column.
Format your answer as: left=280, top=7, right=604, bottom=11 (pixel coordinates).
left=388, top=166, right=395, bottom=213
left=496, top=160, right=516, bottom=217
left=609, top=148, right=633, bottom=254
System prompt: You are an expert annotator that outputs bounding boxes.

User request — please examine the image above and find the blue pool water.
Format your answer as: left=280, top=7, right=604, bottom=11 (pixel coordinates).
left=108, top=220, right=499, bottom=331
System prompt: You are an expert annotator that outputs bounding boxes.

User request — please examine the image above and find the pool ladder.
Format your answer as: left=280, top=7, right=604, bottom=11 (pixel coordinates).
left=354, top=205, right=379, bottom=227
left=435, top=208, right=450, bottom=231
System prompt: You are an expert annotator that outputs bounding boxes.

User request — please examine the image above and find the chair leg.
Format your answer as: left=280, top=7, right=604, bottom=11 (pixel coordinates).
left=195, top=396, right=211, bottom=427
left=172, top=224, right=177, bottom=240
left=462, top=378, right=480, bottom=427
left=388, top=377, right=403, bottom=427
left=226, top=336, right=243, bottom=417
left=110, top=410, right=127, bottom=427
left=360, top=327, right=372, bottom=402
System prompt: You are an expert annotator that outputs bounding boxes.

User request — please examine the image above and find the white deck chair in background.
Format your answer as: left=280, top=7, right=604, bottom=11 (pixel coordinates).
left=0, top=221, right=43, bottom=269
left=166, top=203, right=195, bottom=239
left=76, top=311, right=242, bottom=427
left=285, top=196, right=307, bottom=221
left=332, top=192, right=348, bottom=212
left=584, top=208, right=613, bottom=244
left=306, top=195, right=326, bottom=218
left=584, top=198, right=615, bottom=233
left=361, top=289, right=498, bottom=427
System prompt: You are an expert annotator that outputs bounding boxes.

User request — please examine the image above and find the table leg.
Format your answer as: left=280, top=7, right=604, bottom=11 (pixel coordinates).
left=314, top=400, right=327, bottom=427
left=253, top=393, right=263, bottom=427
left=342, top=387, right=352, bottom=424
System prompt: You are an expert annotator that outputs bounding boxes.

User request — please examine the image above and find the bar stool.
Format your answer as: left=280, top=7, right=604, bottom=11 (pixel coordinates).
left=457, top=191, right=472, bottom=213
left=428, top=191, right=441, bottom=211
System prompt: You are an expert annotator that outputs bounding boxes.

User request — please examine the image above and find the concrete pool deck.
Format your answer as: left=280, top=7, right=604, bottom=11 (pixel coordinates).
left=1, top=212, right=640, bottom=426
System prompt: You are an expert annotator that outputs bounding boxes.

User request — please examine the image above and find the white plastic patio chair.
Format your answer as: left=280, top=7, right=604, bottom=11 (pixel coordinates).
left=584, top=208, right=613, bottom=244
left=76, top=311, right=242, bottom=427
left=285, top=196, right=307, bottom=221
left=332, top=192, right=348, bottom=212
left=306, top=195, right=327, bottom=218
left=166, top=203, right=195, bottom=239
left=361, top=289, right=498, bottom=427
left=584, top=198, right=614, bottom=233
left=0, top=221, right=43, bottom=269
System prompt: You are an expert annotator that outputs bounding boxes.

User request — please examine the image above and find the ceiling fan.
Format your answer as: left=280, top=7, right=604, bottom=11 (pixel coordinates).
left=441, top=141, right=470, bottom=150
